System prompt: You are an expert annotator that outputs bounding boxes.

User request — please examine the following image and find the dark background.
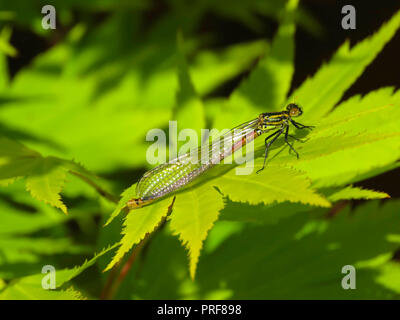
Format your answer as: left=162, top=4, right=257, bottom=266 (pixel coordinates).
left=7, top=0, right=400, bottom=197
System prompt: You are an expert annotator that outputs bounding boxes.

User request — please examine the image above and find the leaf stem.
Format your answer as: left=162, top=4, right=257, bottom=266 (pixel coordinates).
left=326, top=200, right=348, bottom=218
left=70, top=171, right=119, bottom=204
left=100, top=197, right=175, bottom=299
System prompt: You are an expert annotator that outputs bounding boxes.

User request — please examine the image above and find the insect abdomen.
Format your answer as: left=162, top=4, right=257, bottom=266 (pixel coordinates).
left=127, top=198, right=153, bottom=209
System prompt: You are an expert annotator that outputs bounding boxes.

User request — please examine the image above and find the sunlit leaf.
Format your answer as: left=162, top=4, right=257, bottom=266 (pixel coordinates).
left=169, top=183, right=224, bottom=279
left=214, top=165, right=330, bottom=207
left=26, top=158, right=68, bottom=214
left=328, top=186, right=390, bottom=202
left=0, top=245, right=116, bottom=299
left=0, top=137, right=116, bottom=213
left=290, top=9, right=400, bottom=121
left=104, top=197, right=172, bottom=271
left=104, top=183, right=137, bottom=226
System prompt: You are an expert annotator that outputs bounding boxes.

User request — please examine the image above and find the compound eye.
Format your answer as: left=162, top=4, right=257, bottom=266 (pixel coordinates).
left=290, top=107, right=298, bottom=116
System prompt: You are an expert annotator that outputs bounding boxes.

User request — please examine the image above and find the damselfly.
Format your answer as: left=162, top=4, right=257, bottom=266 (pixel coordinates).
left=128, top=103, right=313, bottom=209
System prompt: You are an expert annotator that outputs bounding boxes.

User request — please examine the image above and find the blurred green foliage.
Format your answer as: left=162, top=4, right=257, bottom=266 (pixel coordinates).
left=0, top=0, right=400, bottom=299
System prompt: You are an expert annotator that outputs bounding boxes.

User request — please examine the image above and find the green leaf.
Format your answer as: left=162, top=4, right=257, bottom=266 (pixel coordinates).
left=0, top=177, right=17, bottom=186
left=219, top=200, right=314, bottom=225
left=290, top=9, right=400, bottom=121
left=99, top=8, right=400, bottom=284
left=0, top=198, right=66, bottom=235
left=104, top=183, right=137, bottom=226
left=0, top=135, right=39, bottom=158
left=0, top=1, right=398, bottom=300
left=55, top=244, right=118, bottom=286
left=328, top=186, right=390, bottom=202
left=0, top=237, right=91, bottom=266
left=0, top=245, right=116, bottom=299
left=192, top=200, right=400, bottom=299
left=0, top=26, right=17, bottom=58
left=191, top=40, right=269, bottom=96
left=213, top=0, right=297, bottom=129
left=242, top=88, right=400, bottom=188
left=0, top=52, right=8, bottom=91
left=61, top=159, right=118, bottom=204
left=119, top=200, right=400, bottom=299
left=263, top=0, right=297, bottom=111
left=104, top=197, right=173, bottom=271
left=0, top=137, right=116, bottom=213
left=0, top=285, right=87, bottom=300
left=26, top=158, right=68, bottom=214
left=0, top=203, right=93, bottom=279
left=313, top=87, right=400, bottom=138
left=173, top=32, right=206, bottom=149
left=168, top=183, right=224, bottom=279
left=0, top=136, right=42, bottom=180
left=214, top=165, right=330, bottom=207
left=0, top=18, right=265, bottom=173
left=286, top=132, right=400, bottom=188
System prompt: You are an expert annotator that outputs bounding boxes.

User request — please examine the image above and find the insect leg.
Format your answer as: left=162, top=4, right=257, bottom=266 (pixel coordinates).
left=290, top=119, right=314, bottom=130
left=284, top=126, right=299, bottom=159
left=256, top=128, right=284, bottom=174
left=263, top=129, right=282, bottom=147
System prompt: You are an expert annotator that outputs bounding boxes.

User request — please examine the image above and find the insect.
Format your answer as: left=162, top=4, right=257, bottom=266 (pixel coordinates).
left=127, top=103, right=313, bottom=209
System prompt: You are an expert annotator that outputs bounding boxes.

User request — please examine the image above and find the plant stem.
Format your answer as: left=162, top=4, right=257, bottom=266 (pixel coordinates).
left=70, top=171, right=119, bottom=204
left=326, top=200, right=348, bottom=218
left=100, top=197, right=175, bottom=299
